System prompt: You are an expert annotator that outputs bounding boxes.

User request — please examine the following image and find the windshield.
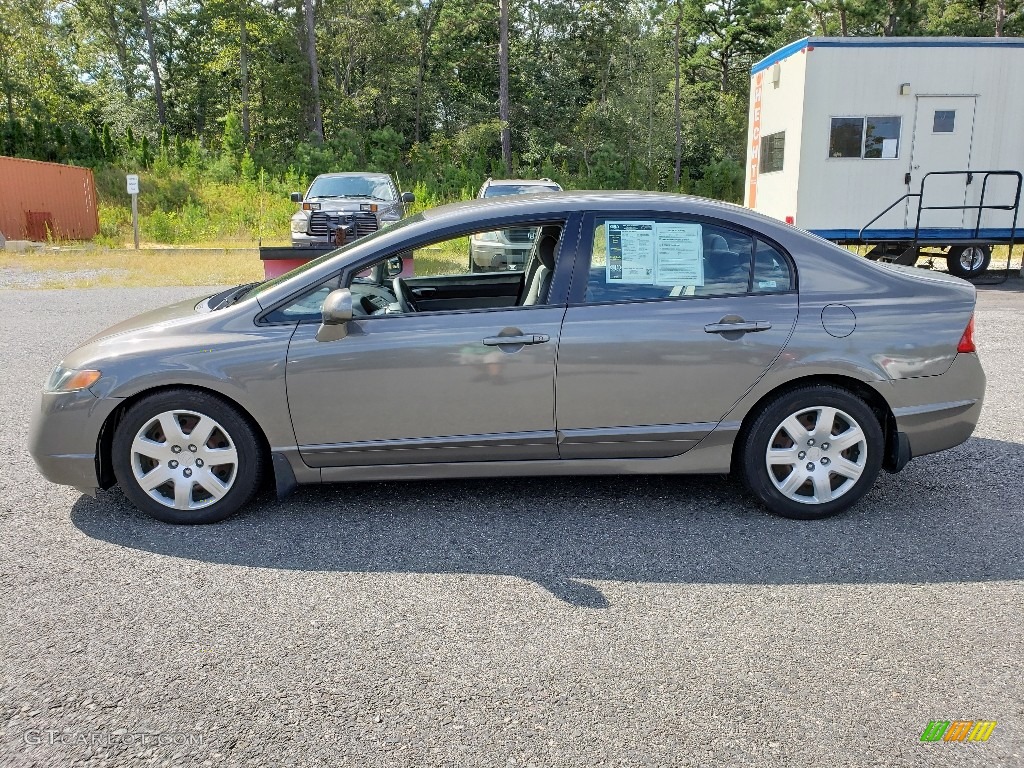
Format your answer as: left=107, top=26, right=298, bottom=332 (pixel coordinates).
left=247, top=213, right=423, bottom=301
left=307, top=175, right=395, bottom=201
left=483, top=184, right=560, bottom=198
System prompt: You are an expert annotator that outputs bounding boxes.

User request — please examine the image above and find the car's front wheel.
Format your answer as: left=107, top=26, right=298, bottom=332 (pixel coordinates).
left=739, top=386, right=883, bottom=520
left=112, top=389, right=265, bottom=524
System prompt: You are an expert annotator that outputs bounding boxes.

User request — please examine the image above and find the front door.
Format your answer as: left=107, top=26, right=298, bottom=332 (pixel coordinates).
left=905, top=96, right=977, bottom=229
left=284, top=221, right=571, bottom=468
left=554, top=215, right=798, bottom=460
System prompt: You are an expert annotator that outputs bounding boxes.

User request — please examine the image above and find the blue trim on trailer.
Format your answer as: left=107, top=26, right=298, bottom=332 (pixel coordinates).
left=751, top=36, right=1024, bottom=75
left=809, top=227, right=1018, bottom=242
left=750, top=38, right=811, bottom=76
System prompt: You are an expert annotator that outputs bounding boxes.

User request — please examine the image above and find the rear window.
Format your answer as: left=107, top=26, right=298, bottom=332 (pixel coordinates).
left=483, top=184, right=561, bottom=198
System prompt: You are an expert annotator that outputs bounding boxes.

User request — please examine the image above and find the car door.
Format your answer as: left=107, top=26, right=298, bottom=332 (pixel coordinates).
left=554, top=213, right=798, bottom=460
left=282, top=216, right=579, bottom=468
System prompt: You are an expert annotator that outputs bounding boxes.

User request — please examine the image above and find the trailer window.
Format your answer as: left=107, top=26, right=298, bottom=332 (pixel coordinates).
left=829, top=118, right=863, bottom=158
left=760, top=131, right=785, bottom=173
left=829, top=116, right=901, bottom=159
left=933, top=110, right=955, bottom=133
left=864, top=117, right=900, bottom=158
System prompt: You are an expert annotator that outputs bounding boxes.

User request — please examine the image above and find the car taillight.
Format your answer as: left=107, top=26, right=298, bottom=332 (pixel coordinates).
left=957, top=314, right=976, bottom=353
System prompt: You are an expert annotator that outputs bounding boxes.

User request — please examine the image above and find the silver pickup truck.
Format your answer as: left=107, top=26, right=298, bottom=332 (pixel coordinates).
left=289, top=172, right=415, bottom=248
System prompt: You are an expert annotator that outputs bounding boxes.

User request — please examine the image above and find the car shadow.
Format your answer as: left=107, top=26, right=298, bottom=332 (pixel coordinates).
left=70, top=436, right=1024, bottom=608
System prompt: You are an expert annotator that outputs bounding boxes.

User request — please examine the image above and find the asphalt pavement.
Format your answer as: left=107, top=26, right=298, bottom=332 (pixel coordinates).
left=1, top=282, right=1022, bottom=767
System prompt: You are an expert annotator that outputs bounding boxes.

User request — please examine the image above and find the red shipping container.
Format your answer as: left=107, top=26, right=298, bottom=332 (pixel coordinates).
left=0, top=156, right=100, bottom=241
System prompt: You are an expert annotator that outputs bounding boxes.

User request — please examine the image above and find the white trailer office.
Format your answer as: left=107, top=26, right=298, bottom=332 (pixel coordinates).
left=744, top=37, right=1024, bottom=277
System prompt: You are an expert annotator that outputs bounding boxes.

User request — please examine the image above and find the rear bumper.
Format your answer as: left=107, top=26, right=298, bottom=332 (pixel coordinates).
left=871, top=353, right=985, bottom=459
left=28, top=389, right=120, bottom=494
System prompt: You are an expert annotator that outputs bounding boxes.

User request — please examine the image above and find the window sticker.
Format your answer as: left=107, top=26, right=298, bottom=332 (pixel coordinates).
left=606, top=221, right=655, bottom=284
left=654, top=223, right=704, bottom=286
left=605, top=221, right=705, bottom=287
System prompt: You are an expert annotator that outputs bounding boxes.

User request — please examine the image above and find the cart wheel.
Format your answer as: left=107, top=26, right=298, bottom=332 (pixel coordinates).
left=947, top=245, right=991, bottom=278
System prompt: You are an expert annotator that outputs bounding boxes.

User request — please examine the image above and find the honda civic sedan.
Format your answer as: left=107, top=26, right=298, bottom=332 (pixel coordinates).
left=29, top=192, right=984, bottom=524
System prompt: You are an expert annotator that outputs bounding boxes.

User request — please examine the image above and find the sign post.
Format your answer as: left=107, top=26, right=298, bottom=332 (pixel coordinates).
left=126, top=174, right=140, bottom=249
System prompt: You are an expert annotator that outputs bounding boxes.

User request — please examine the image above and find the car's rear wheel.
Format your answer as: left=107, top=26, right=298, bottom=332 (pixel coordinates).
left=112, top=389, right=264, bottom=524
left=946, top=245, right=991, bottom=278
left=739, top=386, right=883, bottom=520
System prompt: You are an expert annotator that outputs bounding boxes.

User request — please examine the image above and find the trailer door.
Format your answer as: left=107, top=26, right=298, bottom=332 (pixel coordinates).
left=905, top=96, right=977, bottom=229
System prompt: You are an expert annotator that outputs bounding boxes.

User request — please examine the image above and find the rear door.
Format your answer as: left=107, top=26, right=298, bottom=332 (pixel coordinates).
left=554, top=214, right=798, bottom=460
left=905, top=96, right=977, bottom=229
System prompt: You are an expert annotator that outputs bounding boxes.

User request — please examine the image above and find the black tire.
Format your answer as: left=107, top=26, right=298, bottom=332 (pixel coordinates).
left=112, top=389, right=265, bottom=524
left=946, top=245, right=991, bottom=278
left=738, top=385, right=883, bottom=520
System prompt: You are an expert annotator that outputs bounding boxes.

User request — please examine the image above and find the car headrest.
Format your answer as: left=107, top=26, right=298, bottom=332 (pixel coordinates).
left=703, top=233, right=729, bottom=251
left=537, top=226, right=560, bottom=269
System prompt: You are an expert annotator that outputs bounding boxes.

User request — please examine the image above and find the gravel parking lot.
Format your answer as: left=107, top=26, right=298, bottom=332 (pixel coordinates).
left=1, top=283, right=1022, bottom=768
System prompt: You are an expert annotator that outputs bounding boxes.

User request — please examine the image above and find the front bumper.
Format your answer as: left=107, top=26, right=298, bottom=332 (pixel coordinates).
left=290, top=232, right=338, bottom=248
left=28, top=389, right=121, bottom=494
left=871, top=352, right=986, bottom=459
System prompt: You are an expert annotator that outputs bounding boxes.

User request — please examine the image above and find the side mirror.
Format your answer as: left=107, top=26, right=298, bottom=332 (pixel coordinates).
left=401, top=191, right=415, bottom=204
left=384, top=255, right=405, bottom=279
left=316, top=288, right=353, bottom=342
left=290, top=192, right=303, bottom=203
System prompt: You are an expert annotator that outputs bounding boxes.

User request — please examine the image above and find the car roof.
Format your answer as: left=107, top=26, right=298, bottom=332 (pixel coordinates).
left=313, top=172, right=393, bottom=179
left=421, top=190, right=746, bottom=221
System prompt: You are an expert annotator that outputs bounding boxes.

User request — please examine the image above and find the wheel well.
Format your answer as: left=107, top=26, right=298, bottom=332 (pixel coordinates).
left=731, top=374, right=898, bottom=473
left=96, top=384, right=273, bottom=490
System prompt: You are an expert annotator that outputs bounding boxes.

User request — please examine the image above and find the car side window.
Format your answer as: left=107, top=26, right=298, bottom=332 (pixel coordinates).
left=752, top=239, right=794, bottom=292
left=584, top=219, right=790, bottom=303
left=262, top=281, right=338, bottom=323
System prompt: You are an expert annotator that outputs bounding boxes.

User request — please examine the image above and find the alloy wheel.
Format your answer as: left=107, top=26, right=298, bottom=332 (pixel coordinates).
left=960, top=247, right=986, bottom=272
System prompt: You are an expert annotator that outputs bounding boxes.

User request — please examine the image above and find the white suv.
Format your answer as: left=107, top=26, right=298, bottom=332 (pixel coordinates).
left=469, top=178, right=562, bottom=271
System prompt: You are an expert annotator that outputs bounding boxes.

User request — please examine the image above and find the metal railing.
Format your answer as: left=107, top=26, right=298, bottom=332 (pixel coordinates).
left=858, top=170, right=1022, bottom=284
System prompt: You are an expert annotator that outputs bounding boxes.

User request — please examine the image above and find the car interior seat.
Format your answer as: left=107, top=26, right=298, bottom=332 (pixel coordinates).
left=518, top=226, right=561, bottom=305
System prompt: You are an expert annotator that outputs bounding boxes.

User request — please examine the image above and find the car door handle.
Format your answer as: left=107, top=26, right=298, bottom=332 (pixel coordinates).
left=704, top=321, right=772, bottom=334
left=482, top=334, right=550, bottom=346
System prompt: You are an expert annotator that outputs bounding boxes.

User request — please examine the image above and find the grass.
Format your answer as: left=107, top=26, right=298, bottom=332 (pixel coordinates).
left=0, top=240, right=474, bottom=289
left=0, top=248, right=265, bottom=289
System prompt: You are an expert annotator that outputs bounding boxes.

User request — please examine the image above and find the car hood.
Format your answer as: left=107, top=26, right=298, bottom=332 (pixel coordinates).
left=306, top=198, right=391, bottom=213
left=78, top=293, right=214, bottom=348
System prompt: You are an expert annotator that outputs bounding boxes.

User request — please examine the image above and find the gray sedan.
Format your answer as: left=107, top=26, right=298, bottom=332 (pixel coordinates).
left=29, top=192, right=985, bottom=524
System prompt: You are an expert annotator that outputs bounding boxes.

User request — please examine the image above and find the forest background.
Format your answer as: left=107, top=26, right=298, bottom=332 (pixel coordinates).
left=2, top=0, right=1020, bottom=244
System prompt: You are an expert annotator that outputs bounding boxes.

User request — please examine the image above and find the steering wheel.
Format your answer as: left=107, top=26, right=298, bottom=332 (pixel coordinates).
left=392, top=277, right=419, bottom=314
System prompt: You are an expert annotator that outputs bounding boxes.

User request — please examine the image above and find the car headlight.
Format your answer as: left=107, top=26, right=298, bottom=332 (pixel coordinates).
left=290, top=215, right=309, bottom=234
left=473, top=230, right=501, bottom=242
left=45, top=366, right=102, bottom=393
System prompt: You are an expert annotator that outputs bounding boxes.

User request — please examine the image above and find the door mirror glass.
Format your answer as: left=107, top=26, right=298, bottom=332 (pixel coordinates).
left=384, top=255, right=405, bottom=279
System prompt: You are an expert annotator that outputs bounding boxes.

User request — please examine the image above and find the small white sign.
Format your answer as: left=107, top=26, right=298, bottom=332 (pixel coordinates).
left=126, top=174, right=140, bottom=195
